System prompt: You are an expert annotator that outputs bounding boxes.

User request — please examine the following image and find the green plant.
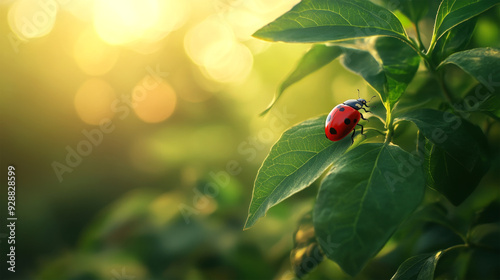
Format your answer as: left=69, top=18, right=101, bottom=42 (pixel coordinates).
left=244, top=0, right=500, bottom=278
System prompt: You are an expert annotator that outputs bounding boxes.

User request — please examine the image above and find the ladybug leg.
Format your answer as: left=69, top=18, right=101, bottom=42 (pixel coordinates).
left=350, top=128, right=356, bottom=144
left=360, top=113, right=369, bottom=121
left=361, top=108, right=371, bottom=113
left=357, top=124, right=367, bottom=139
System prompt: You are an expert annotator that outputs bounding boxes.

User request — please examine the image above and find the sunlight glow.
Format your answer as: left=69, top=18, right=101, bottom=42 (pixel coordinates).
left=93, top=0, right=189, bottom=46
left=132, top=78, right=177, bottom=123
left=74, top=79, right=116, bottom=125
left=93, top=0, right=159, bottom=45
left=8, top=0, right=58, bottom=40
left=73, top=28, right=119, bottom=76
left=184, top=16, right=253, bottom=83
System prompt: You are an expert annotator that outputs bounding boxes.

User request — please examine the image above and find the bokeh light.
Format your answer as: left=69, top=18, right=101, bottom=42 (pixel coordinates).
left=8, top=0, right=58, bottom=40
left=184, top=16, right=253, bottom=83
left=93, top=0, right=159, bottom=45
left=59, top=0, right=95, bottom=22
left=93, top=0, right=189, bottom=46
left=73, top=28, right=119, bottom=76
left=132, top=77, right=177, bottom=123
left=74, top=78, right=116, bottom=125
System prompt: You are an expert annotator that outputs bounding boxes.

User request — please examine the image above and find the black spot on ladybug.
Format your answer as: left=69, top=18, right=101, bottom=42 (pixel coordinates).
left=344, top=118, right=350, bottom=125
left=339, top=107, right=345, bottom=111
left=330, top=127, right=337, bottom=135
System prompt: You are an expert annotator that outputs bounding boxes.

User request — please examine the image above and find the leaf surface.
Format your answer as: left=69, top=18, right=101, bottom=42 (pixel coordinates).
left=244, top=115, right=351, bottom=229
left=341, top=37, right=419, bottom=109
left=253, top=0, right=407, bottom=43
left=431, top=0, right=499, bottom=45
left=314, top=143, right=425, bottom=275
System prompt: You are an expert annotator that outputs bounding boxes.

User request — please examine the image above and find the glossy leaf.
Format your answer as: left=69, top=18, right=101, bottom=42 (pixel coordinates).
left=439, top=48, right=500, bottom=112
left=341, top=37, right=420, bottom=109
left=417, top=251, right=444, bottom=280
left=391, top=254, right=432, bottom=280
left=375, top=37, right=421, bottom=108
left=431, top=0, right=499, bottom=46
left=253, top=0, right=408, bottom=44
left=341, top=47, right=385, bottom=95
left=460, top=85, right=500, bottom=113
left=261, top=45, right=343, bottom=116
left=469, top=223, right=500, bottom=250
left=438, top=48, right=500, bottom=84
left=424, top=140, right=489, bottom=205
left=244, top=115, right=351, bottom=229
left=314, top=143, right=425, bottom=275
left=432, top=18, right=477, bottom=64
left=396, top=109, right=487, bottom=171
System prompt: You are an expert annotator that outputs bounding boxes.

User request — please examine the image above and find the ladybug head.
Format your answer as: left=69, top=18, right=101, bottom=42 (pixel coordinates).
left=359, top=95, right=377, bottom=106
left=357, top=98, right=367, bottom=105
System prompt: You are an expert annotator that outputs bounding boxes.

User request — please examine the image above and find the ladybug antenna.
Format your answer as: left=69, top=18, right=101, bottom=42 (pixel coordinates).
left=368, top=95, right=376, bottom=102
left=357, top=89, right=360, bottom=99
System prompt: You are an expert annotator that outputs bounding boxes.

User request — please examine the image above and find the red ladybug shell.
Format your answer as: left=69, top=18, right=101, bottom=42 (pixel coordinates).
left=325, top=105, right=360, bottom=141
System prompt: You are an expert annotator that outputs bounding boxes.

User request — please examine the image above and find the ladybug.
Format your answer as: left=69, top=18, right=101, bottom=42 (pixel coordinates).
left=325, top=95, right=373, bottom=143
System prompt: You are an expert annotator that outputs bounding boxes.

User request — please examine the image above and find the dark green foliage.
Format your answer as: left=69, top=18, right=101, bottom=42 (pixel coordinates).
left=246, top=0, right=500, bottom=278
left=314, top=143, right=425, bottom=275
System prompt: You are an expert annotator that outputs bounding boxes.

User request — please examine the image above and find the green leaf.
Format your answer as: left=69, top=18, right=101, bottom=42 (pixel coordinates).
left=400, top=0, right=430, bottom=24
left=424, top=140, right=489, bottom=205
left=439, top=48, right=500, bottom=112
left=396, top=109, right=487, bottom=171
left=375, top=37, right=421, bottom=108
left=469, top=223, right=500, bottom=250
left=412, top=203, right=466, bottom=241
left=253, top=0, right=408, bottom=44
left=261, top=45, right=343, bottom=116
left=430, top=0, right=499, bottom=49
left=340, top=47, right=386, bottom=95
left=397, top=109, right=490, bottom=205
left=460, top=86, right=500, bottom=113
left=391, top=253, right=433, bottom=280
left=340, top=37, right=420, bottom=109
left=432, top=17, right=477, bottom=64
left=438, top=48, right=500, bottom=84
left=244, top=115, right=351, bottom=229
left=313, top=143, right=425, bottom=275
left=417, top=251, right=444, bottom=280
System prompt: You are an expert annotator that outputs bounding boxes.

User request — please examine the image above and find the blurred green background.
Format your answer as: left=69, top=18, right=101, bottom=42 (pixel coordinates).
left=0, top=1, right=499, bottom=279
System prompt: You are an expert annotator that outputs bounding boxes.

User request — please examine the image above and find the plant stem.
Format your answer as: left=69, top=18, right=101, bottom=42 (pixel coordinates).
left=436, top=71, right=455, bottom=104
left=443, top=243, right=469, bottom=254
left=415, top=22, right=426, bottom=52
left=384, top=104, right=393, bottom=144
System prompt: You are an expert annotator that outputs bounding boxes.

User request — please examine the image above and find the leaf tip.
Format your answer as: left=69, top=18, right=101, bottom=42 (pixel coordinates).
left=243, top=215, right=256, bottom=230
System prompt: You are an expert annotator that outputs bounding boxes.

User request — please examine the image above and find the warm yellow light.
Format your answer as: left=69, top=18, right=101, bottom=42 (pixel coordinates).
left=202, top=41, right=253, bottom=83
left=140, top=0, right=189, bottom=43
left=93, top=0, right=159, bottom=45
left=73, top=28, right=119, bottom=76
left=132, top=77, right=177, bottom=123
left=184, top=16, right=253, bottom=83
left=59, top=0, right=94, bottom=22
left=74, top=78, right=116, bottom=125
left=8, top=0, right=58, bottom=40
left=184, top=16, right=236, bottom=67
